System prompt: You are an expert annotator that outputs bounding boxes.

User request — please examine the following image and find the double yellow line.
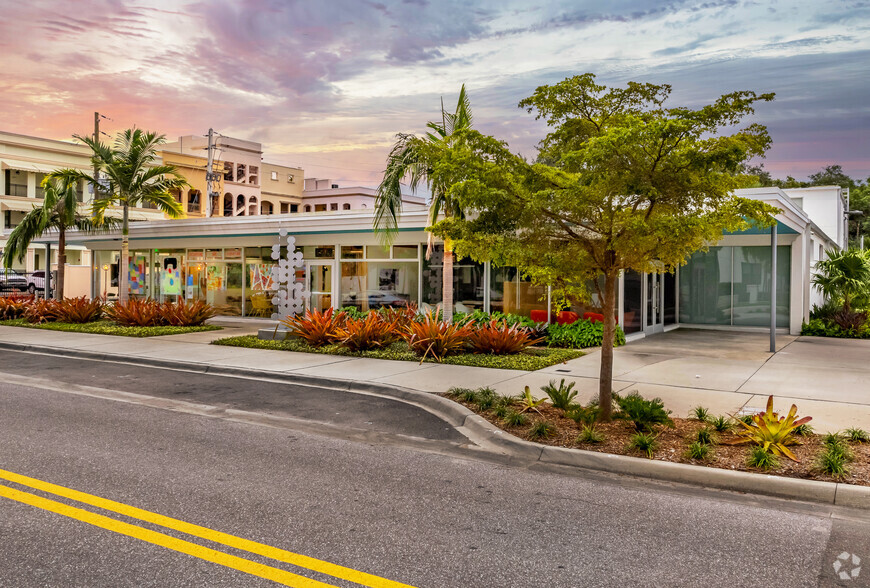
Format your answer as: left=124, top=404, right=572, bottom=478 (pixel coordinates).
left=0, top=468, right=415, bottom=588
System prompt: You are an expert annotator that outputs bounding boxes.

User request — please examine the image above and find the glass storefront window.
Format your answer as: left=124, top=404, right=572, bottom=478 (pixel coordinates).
left=488, top=266, right=546, bottom=317
left=393, top=245, right=418, bottom=259
left=206, top=249, right=223, bottom=261
left=246, top=247, right=277, bottom=318
left=156, top=250, right=185, bottom=302
left=301, top=246, right=335, bottom=259
left=679, top=247, right=732, bottom=325
left=623, top=270, right=642, bottom=333
left=679, top=245, right=790, bottom=327
left=422, top=244, right=483, bottom=313
left=340, top=245, right=364, bottom=259
left=366, top=245, right=390, bottom=259
left=732, top=246, right=790, bottom=328
left=341, top=261, right=418, bottom=310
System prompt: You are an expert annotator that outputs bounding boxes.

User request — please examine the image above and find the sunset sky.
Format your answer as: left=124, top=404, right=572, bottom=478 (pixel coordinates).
left=2, top=0, right=869, bottom=188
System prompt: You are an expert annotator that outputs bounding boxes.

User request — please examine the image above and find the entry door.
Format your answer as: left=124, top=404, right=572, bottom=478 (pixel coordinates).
left=644, top=272, right=664, bottom=334
left=306, top=262, right=334, bottom=312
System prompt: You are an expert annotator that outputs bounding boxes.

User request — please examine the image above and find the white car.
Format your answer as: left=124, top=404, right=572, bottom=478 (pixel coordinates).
left=27, top=270, right=45, bottom=294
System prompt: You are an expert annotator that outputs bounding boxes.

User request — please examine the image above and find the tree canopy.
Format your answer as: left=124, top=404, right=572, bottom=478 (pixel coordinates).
left=420, top=74, right=779, bottom=419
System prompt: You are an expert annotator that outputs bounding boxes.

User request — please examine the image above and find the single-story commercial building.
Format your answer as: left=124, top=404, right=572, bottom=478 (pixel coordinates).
left=37, top=185, right=847, bottom=338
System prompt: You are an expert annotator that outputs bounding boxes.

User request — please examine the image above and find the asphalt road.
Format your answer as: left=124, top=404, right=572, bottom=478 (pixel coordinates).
left=0, top=350, right=867, bottom=587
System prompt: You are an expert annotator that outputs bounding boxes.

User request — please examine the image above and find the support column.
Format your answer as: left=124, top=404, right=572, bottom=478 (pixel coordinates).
left=44, top=243, right=52, bottom=299
left=770, top=222, right=777, bottom=353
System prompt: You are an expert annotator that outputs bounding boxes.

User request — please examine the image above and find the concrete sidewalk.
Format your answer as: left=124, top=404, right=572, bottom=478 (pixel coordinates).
left=1, top=322, right=868, bottom=433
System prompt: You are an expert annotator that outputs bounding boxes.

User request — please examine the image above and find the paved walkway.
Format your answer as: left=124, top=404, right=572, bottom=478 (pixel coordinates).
left=2, top=322, right=868, bottom=433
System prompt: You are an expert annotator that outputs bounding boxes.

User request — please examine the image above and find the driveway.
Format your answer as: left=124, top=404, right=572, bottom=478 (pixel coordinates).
left=532, top=328, right=870, bottom=433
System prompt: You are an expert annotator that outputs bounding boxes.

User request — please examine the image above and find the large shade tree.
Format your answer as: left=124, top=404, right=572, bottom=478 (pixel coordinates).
left=2, top=171, right=116, bottom=299
left=74, top=129, right=187, bottom=303
left=374, top=85, right=473, bottom=320
left=421, top=74, right=779, bottom=420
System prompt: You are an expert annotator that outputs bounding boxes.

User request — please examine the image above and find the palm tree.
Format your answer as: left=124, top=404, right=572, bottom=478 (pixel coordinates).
left=73, top=129, right=187, bottom=303
left=813, top=248, right=870, bottom=314
left=374, top=85, right=473, bottom=322
left=2, top=171, right=116, bottom=299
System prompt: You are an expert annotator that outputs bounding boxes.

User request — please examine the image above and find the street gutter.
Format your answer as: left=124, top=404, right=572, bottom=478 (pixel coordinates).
left=3, top=339, right=867, bottom=511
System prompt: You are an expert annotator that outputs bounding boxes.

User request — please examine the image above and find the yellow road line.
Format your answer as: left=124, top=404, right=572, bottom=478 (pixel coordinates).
left=0, top=484, right=336, bottom=588
left=0, top=468, right=415, bottom=588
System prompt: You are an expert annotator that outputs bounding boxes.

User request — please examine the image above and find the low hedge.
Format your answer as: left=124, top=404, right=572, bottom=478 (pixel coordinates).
left=212, top=335, right=583, bottom=371
left=0, top=318, right=222, bottom=338
left=801, top=318, right=870, bottom=339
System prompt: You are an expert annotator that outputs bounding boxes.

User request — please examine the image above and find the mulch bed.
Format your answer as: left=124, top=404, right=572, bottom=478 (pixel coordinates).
left=446, top=398, right=870, bottom=487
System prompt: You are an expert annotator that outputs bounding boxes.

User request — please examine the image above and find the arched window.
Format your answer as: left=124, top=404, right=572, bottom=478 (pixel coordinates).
left=236, top=194, right=245, bottom=212
left=342, top=203, right=351, bottom=210
left=223, top=193, right=233, bottom=217
left=303, top=205, right=312, bottom=212
left=261, top=201, right=273, bottom=215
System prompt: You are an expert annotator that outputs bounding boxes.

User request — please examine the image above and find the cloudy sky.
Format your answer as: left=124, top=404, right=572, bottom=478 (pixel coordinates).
left=2, top=0, right=869, bottom=187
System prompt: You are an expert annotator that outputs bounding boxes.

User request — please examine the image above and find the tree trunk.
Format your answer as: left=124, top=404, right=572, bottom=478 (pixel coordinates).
left=119, top=202, right=130, bottom=304
left=442, top=240, right=454, bottom=323
left=56, top=227, right=66, bottom=300
left=598, top=271, right=618, bottom=421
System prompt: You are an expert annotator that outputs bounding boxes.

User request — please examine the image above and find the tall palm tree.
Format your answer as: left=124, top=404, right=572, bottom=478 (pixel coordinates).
left=2, top=171, right=116, bottom=299
left=73, top=129, right=187, bottom=303
left=374, top=85, right=473, bottom=322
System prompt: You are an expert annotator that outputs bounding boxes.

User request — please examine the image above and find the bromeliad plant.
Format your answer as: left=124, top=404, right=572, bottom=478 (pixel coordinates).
left=729, top=395, right=812, bottom=462
left=23, top=299, right=61, bottom=324
left=161, top=299, right=216, bottom=327
left=334, top=313, right=398, bottom=352
left=542, top=378, right=578, bottom=410
left=403, top=312, right=471, bottom=361
left=54, top=296, right=103, bottom=323
left=517, top=385, right=547, bottom=416
left=105, top=298, right=164, bottom=327
left=465, top=320, right=544, bottom=355
left=0, top=296, right=32, bottom=320
left=281, top=307, right=347, bottom=347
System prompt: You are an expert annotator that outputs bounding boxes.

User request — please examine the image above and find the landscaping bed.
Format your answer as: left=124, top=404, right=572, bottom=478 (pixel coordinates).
left=0, top=318, right=221, bottom=337
left=0, top=296, right=219, bottom=337
left=445, top=385, right=870, bottom=486
left=212, top=335, right=583, bottom=371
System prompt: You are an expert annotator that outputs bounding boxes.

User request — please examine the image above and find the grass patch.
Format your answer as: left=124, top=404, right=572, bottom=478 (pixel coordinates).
left=0, top=318, right=222, bottom=338
left=211, top=335, right=583, bottom=371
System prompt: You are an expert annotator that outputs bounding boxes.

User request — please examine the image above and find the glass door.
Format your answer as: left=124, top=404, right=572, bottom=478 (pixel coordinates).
left=306, top=262, right=334, bottom=312
left=644, top=272, right=664, bottom=334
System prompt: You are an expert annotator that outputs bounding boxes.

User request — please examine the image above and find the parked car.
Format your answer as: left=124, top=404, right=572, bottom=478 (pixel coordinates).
left=0, top=270, right=29, bottom=294
left=27, top=270, right=45, bottom=294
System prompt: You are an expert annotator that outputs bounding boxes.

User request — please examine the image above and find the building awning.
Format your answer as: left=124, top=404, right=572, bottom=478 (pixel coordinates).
left=1, top=199, right=39, bottom=212
left=0, top=159, right=58, bottom=175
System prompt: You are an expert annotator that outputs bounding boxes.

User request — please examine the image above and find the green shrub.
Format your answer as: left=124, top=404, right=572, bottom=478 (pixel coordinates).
left=690, top=406, right=709, bottom=422
left=814, top=441, right=853, bottom=478
left=628, top=432, right=658, bottom=459
left=709, top=415, right=732, bottom=433
left=577, top=425, right=604, bottom=444
left=566, top=404, right=599, bottom=426
left=792, top=423, right=814, bottom=437
left=695, top=428, right=717, bottom=445
left=823, top=432, right=843, bottom=447
left=528, top=420, right=557, bottom=439
left=503, top=410, right=529, bottom=427
left=844, top=428, right=870, bottom=443
left=493, top=405, right=510, bottom=418
left=746, top=447, right=780, bottom=470
left=542, top=379, right=578, bottom=410
left=801, top=318, right=870, bottom=339
left=614, top=391, right=674, bottom=432
left=474, top=387, right=497, bottom=411
left=546, top=319, right=626, bottom=349
left=685, top=441, right=712, bottom=461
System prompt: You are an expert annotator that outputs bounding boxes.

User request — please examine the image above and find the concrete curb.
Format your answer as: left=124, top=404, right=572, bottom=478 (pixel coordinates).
left=4, top=339, right=869, bottom=509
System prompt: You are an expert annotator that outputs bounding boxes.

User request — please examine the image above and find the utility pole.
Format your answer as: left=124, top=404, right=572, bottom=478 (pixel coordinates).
left=205, top=128, right=216, bottom=218
left=93, top=112, right=100, bottom=201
